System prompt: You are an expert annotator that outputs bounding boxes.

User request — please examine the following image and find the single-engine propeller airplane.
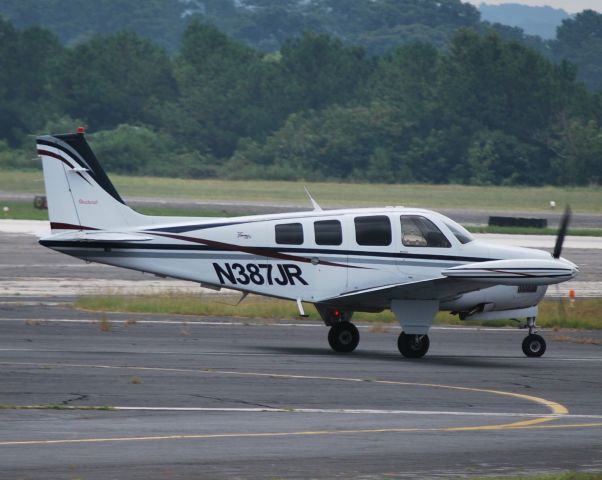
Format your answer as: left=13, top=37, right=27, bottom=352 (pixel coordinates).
left=37, top=129, right=578, bottom=358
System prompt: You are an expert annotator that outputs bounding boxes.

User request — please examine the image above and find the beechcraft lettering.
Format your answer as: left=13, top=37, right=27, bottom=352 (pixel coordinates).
left=37, top=128, right=578, bottom=359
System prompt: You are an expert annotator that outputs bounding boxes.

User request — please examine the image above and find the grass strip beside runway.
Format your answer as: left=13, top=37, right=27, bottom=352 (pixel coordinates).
left=75, top=295, right=602, bottom=330
left=3, top=169, right=602, bottom=212
left=2, top=200, right=602, bottom=236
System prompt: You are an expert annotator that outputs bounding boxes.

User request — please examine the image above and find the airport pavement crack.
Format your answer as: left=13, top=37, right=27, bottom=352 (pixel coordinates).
left=188, top=393, right=274, bottom=409
left=61, top=393, right=89, bottom=405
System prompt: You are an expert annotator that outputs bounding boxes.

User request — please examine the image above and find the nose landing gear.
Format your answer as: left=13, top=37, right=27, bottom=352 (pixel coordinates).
left=522, top=316, right=546, bottom=357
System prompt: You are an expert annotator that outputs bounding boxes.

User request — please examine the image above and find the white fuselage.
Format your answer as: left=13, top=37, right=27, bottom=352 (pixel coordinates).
left=42, top=207, right=566, bottom=315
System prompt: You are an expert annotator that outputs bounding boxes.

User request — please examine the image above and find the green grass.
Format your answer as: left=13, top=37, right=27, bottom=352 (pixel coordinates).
left=3, top=199, right=602, bottom=238
left=0, top=199, right=249, bottom=221
left=0, top=200, right=49, bottom=220
left=74, top=294, right=602, bottom=330
left=2, top=169, right=602, bottom=212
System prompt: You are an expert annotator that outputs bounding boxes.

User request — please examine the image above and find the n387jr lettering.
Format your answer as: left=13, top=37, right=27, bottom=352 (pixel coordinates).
left=213, top=262, right=308, bottom=286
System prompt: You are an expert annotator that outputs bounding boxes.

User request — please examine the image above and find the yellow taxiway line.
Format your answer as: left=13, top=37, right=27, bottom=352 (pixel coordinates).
left=0, top=361, right=587, bottom=447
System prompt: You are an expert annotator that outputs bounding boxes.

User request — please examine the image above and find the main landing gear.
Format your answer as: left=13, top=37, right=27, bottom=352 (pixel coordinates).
left=522, top=316, right=546, bottom=357
left=397, top=332, right=430, bottom=358
left=318, top=308, right=360, bottom=353
left=328, top=322, right=360, bottom=353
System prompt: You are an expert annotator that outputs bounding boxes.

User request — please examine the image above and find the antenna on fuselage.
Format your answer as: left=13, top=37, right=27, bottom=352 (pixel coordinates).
left=304, top=186, right=322, bottom=212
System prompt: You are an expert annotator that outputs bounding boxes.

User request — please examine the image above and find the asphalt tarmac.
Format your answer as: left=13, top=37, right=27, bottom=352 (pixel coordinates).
left=0, top=227, right=601, bottom=478
left=0, top=305, right=601, bottom=479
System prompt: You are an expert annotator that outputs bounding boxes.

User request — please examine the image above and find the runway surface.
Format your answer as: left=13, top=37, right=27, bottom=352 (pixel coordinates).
left=0, top=223, right=601, bottom=478
left=0, top=304, right=601, bottom=479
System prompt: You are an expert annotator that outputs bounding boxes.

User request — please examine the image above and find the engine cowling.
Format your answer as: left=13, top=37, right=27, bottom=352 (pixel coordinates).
left=442, top=258, right=578, bottom=286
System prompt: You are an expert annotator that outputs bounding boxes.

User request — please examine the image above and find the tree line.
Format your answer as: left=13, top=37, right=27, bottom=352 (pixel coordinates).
left=2, top=0, right=602, bottom=91
left=0, top=15, right=601, bottom=186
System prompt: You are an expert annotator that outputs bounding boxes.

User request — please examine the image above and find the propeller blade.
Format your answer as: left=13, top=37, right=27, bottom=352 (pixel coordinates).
left=553, top=205, right=572, bottom=259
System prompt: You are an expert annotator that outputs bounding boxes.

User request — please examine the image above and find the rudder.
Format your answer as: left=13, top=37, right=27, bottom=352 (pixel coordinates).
left=36, top=129, right=144, bottom=232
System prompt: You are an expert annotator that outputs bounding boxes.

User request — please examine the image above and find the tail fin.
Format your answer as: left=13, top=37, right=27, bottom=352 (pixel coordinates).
left=36, top=129, right=145, bottom=232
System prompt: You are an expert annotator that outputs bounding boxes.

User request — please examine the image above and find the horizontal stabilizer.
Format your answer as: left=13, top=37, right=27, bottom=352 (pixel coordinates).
left=442, top=258, right=578, bottom=286
left=45, top=231, right=154, bottom=243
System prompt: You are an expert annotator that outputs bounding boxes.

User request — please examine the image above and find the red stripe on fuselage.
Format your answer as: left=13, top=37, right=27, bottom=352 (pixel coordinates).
left=50, top=222, right=98, bottom=231
left=151, top=232, right=362, bottom=269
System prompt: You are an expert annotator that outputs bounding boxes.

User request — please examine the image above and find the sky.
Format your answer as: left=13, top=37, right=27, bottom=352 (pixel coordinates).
left=465, top=1, right=602, bottom=14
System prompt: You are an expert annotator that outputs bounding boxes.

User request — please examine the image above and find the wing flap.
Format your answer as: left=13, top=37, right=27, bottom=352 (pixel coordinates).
left=318, top=276, right=490, bottom=309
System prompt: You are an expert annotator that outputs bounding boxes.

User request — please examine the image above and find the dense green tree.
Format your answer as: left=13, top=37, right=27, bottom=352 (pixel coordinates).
left=164, top=22, right=275, bottom=158
left=53, top=32, right=177, bottom=130
left=550, top=119, right=602, bottom=185
left=0, top=0, right=186, bottom=51
left=279, top=33, right=373, bottom=111
left=88, top=124, right=217, bottom=178
left=552, top=10, right=602, bottom=91
left=0, top=17, right=64, bottom=145
left=1, top=15, right=601, bottom=186
left=467, top=129, right=547, bottom=185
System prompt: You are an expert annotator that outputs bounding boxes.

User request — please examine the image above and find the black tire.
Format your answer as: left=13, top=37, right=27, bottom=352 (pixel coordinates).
left=522, top=334, right=546, bottom=357
left=398, top=332, right=430, bottom=358
left=33, top=195, right=46, bottom=209
left=328, top=322, right=360, bottom=353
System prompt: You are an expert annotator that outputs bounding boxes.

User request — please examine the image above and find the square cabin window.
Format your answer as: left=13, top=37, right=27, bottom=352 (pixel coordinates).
left=354, top=215, right=391, bottom=246
left=275, top=223, right=304, bottom=245
left=314, top=220, right=342, bottom=246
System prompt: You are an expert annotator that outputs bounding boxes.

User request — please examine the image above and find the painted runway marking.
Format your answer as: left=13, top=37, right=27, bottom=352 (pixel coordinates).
left=0, top=361, right=590, bottom=447
left=1, top=422, right=601, bottom=447
left=8, top=405, right=602, bottom=419
left=0, top=361, right=568, bottom=418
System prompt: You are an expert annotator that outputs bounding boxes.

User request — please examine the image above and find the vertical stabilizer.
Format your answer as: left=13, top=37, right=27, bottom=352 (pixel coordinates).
left=36, top=129, right=145, bottom=232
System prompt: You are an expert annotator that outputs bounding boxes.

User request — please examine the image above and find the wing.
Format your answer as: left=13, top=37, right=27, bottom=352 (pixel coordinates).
left=317, top=276, right=490, bottom=310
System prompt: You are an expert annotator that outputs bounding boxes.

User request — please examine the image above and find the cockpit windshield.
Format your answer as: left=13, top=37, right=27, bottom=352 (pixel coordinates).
left=445, top=221, right=474, bottom=244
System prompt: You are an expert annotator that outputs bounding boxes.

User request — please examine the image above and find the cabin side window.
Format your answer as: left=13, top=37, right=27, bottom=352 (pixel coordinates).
left=275, top=223, right=304, bottom=245
left=314, top=220, right=342, bottom=246
left=400, top=215, right=451, bottom=248
left=354, top=215, right=392, bottom=246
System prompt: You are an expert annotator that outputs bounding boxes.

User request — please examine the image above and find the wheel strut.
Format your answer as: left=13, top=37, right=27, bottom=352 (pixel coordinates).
left=522, top=317, right=546, bottom=357
left=526, top=316, right=537, bottom=335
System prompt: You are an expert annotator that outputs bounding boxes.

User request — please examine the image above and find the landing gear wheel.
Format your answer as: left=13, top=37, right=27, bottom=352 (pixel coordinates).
left=522, top=334, right=546, bottom=357
left=398, top=333, right=430, bottom=358
left=328, top=322, right=360, bottom=353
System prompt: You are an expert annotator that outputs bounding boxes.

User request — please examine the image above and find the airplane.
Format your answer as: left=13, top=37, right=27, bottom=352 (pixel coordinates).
left=36, top=129, right=578, bottom=358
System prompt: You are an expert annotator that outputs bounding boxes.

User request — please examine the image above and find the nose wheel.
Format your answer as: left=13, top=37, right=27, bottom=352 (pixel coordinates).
left=398, top=332, right=430, bottom=358
left=522, top=317, right=546, bottom=357
left=328, top=322, right=360, bottom=353
left=522, top=333, right=546, bottom=357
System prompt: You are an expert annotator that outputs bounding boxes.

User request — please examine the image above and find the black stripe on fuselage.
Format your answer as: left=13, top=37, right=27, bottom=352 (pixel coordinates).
left=147, top=221, right=253, bottom=233
left=38, top=239, right=496, bottom=263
